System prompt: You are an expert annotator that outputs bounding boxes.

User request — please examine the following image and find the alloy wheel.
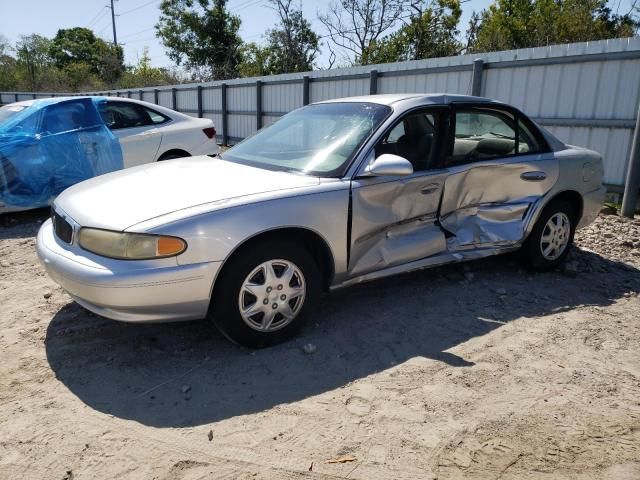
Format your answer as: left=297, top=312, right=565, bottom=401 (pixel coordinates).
left=540, top=212, right=571, bottom=261
left=238, top=259, right=306, bottom=332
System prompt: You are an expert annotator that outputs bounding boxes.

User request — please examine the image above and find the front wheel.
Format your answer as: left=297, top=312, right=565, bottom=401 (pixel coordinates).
left=209, top=241, right=320, bottom=348
left=522, top=199, right=576, bottom=271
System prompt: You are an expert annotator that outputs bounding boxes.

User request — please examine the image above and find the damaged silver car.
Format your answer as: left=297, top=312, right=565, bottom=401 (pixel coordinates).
left=37, top=94, right=605, bottom=347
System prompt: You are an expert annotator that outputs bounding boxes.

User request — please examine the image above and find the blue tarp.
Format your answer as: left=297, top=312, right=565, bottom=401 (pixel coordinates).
left=0, top=97, right=123, bottom=209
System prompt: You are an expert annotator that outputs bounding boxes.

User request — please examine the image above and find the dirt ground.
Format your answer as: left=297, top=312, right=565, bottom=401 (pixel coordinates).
left=1, top=210, right=639, bottom=480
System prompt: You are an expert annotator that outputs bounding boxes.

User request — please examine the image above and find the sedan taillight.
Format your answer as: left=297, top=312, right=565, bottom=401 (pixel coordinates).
left=203, top=127, right=216, bottom=139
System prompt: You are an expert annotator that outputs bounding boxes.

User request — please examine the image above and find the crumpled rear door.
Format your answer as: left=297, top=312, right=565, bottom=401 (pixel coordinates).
left=439, top=154, right=558, bottom=250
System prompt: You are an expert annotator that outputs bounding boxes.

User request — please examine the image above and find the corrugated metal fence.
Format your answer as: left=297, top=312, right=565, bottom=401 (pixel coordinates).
left=2, top=37, right=640, bottom=188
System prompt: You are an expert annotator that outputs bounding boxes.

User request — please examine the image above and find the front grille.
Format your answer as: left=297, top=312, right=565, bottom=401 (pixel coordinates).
left=52, top=210, right=73, bottom=244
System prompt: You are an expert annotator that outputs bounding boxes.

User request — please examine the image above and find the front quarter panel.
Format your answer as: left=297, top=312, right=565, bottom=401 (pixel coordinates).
left=136, top=182, right=351, bottom=283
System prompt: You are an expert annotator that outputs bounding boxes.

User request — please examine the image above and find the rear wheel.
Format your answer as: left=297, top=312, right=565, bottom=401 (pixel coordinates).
left=157, top=151, right=190, bottom=161
left=522, top=199, right=576, bottom=271
left=209, top=241, right=320, bottom=348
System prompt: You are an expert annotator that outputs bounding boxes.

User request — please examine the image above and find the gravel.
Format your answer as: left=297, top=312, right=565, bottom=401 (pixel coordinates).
left=1, top=210, right=639, bottom=480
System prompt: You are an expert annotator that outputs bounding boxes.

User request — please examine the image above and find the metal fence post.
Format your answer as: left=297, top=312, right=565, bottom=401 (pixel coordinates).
left=303, top=75, right=310, bottom=106
left=171, top=87, right=177, bottom=110
left=154, top=88, right=159, bottom=105
left=197, top=86, right=203, bottom=118
left=256, top=80, right=263, bottom=130
left=139, top=89, right=143, bottom=100
left=14, top=93, right=19, bottom=102
left=127, top=90, right=132, bottom=98
left=369, top=70, right=379, bottom=95
left=471, top=59, right=484, bottom=97
left=32, top=93, right=36, bottom=99
left=221, top=83, right=228, bottom=146
left=621, top=102, right=640, bottom=217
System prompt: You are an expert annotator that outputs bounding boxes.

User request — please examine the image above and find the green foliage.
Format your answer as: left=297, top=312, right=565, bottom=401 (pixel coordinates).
left=319, top=0, right=407, bottom=66
left=468, top=0, right=638, bottom=53
left=49, top=27, right=124, bottom=84
left=237, top=0, right=319, bottom=76
left=0, top=30, right=165, bottom=92
left=119, top=47, right=180, bottom=88
left=238, top=42, right=273, bottom=77
left=156, top=0, right=243, bottom=80
left=0, top=35, right=18, bottom=91
left=15, top=34, right=55, bottom=91
left=362, top=0, right=462, bottom=64
left=264, top=0, right=319, bottom=74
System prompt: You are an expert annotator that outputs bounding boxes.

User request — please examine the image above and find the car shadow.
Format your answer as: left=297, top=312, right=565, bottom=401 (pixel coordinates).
left=44, top=248, right=640, bottom=428
left=0, top=208, right=49, bottom=239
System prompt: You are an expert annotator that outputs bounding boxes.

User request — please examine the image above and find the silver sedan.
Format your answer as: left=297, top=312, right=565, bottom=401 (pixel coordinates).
left=37, top=94, right=606, bottom=347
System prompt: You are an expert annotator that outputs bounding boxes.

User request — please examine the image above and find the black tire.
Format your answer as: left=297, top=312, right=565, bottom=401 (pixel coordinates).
left=209, top=241, right=321, bottom=348
left=522, top=199, right=577, bottom=271
left=157, top=152, right=189, bottom=161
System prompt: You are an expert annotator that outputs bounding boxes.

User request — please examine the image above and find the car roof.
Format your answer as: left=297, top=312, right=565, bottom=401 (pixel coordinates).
left=3, top=96, right=94, bottom=109
left=4, top=96, right=152, bottom=109
left=316, top=93, right=498, bottom=106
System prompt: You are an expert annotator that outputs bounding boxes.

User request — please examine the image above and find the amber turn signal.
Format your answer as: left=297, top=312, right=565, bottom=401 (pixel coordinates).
left=157, top=236, right=187, bottom=256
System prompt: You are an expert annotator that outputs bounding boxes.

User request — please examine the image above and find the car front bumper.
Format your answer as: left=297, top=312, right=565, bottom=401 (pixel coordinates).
left=36, top=219, right=221, bottom=322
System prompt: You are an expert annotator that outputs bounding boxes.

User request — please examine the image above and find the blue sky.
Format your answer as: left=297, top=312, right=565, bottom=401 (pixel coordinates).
left=0, top=0, right=636, bottom=69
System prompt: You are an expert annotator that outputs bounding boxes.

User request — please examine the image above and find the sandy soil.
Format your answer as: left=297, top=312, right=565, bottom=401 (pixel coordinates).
left=1, top=210, right=639, bottom=480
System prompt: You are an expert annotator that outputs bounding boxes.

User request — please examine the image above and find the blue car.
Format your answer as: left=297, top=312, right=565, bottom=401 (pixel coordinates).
left=0, top=97, right=123, bottom=213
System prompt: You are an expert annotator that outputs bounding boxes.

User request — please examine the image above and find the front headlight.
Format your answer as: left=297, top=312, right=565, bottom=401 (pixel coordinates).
left=77, top=228, right=187, bottom=260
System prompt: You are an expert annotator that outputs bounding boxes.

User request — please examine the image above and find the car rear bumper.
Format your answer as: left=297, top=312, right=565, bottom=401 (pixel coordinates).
left=36, top=219, right=221, bottom=322
left=577, top=186, right=607, bottom=229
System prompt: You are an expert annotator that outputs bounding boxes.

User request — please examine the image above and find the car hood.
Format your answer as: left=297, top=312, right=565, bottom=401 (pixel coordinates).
left=55, top=156, right=320, bottom=230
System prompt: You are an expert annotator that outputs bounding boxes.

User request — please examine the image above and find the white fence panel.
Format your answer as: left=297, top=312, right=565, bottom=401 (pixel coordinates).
left=2, top=37, right=639, bottom=187
left=262, top=83, right=301, bottom=113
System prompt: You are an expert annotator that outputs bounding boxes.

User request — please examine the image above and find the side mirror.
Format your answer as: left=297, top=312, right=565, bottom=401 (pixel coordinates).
left=363, top=154, right=414, bottom=177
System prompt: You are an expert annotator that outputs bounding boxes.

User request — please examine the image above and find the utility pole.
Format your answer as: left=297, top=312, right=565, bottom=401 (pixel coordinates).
left=110, top=0, right=118, bottom=46
left=621, top=103, right=640, bottom=218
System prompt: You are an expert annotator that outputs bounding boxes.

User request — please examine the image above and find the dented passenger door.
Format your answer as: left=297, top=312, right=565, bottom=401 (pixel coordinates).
left=439, top=105, right=558, bottom=251
left=348, top=107, right=449, bottom=277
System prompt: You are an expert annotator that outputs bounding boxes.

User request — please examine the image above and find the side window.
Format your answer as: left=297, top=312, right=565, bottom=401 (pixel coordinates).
left=386, top=121, right=405, bottom=143
left=144, top=107, right=170, bottom=125
left=42, top=101, right=95, bottom=135
left=449, top=109, right=543, bottom=165
left=375, top=110, right=438, bottom=172
left=517, top=121, right=542, bottom=154
left=98, top=102, right=153, bottom=130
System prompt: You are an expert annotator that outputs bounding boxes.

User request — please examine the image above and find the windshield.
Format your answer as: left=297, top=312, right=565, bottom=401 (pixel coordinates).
left=222, top=102, right=391, bottom=177
left=0, top=105, right=28, bottom=125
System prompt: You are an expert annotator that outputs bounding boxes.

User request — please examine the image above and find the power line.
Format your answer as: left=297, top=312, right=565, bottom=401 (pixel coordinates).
left=86, top=6, right=109, bottom=28
left=120, top=27, right=156, bottom=39
left=125, top=35, right=158, bottom=44
left=235, top=0, right=265, bottom=13
left=119, top=0, right=160, bottom=16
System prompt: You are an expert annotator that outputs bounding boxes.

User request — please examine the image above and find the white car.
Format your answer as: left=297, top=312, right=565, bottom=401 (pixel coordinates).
left=96, top=97, right=219, bottom=165
left=0, top=96, right=219, bottom=213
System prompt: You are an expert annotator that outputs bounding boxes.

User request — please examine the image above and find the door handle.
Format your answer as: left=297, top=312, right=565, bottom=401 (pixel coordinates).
left=520, top=171, right=547, bottom=181
left=420, top=183, right=440, bottom=195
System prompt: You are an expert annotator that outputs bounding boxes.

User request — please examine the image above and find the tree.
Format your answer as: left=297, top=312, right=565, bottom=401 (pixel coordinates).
left=468, top=0, right=638, bottom=53
left=362, top=0, right=462, bottom=64
left=48, top=27, right=124, bottom=85
left=0, top=35, right=18, bottom=91
left=238, top=42, right=273, bottom=77
left=15, top=34, right=54, bottom=91
left=156, top=0, right=243, bottom=80
left=119, top=47, right=180, bottom=88
left=318, top=0, right=407, bottom=65
left=265, top=0, right=319, bottom=73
